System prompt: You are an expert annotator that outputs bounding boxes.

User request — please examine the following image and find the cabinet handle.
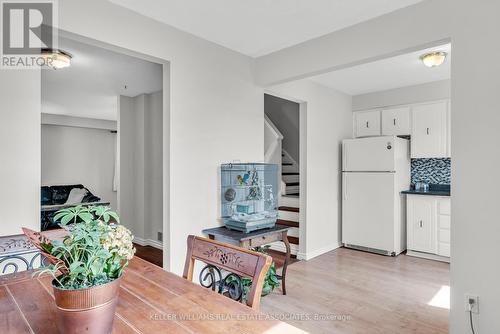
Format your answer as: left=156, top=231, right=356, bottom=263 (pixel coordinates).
left=393, top=118, right=396, bottom=126
left=366, top=121, right=369, bottom=128
left=426, top=127, right=430, bottom=135
left=419, top=220, right=423, bottom=228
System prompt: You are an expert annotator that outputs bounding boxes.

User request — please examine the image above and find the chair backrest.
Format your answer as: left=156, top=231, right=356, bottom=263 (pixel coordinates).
left=183, top=235, right=272, bottom=310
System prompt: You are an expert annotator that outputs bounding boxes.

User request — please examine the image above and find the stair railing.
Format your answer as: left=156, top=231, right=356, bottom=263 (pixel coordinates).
left=264, top=115, right=283, bottom=197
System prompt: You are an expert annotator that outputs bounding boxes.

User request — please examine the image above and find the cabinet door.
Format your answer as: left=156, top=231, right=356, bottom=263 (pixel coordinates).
left=408, top=196, right=435, bottom=253
left=437, top=198, right=451, bottom=257
left=381, top=106, right=411, bottom=136
left=355, top=110, right=381, bottom=137
left=411, top=101, right=448, bottom=158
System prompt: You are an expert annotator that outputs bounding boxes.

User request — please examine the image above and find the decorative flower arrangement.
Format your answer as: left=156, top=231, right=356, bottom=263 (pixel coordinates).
left=23, top=205, right=135, bottom=290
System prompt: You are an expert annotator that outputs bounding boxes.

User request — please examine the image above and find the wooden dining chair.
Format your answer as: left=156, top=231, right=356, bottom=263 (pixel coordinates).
left=183, top=235, right=272, bottom=310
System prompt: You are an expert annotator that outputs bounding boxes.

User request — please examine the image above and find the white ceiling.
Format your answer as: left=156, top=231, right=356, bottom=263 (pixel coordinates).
left=309, top=43, right=451, bottom=95
left=42, top=37, right=162, bottom=120
left=109, top=0, right=424, bottom=57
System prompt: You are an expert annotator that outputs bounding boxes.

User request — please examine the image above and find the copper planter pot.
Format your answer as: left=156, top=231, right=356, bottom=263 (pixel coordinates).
left=52, top=276, right=122, bottom=334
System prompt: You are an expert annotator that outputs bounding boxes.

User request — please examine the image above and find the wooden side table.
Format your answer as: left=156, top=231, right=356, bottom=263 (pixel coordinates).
left=202, top=225, right=291, bottom=295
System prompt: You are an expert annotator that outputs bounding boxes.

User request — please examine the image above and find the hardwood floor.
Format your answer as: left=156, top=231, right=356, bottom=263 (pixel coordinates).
left=133, top=243, right=163, bottom=267
left=260, top=247, right=449, bottom=334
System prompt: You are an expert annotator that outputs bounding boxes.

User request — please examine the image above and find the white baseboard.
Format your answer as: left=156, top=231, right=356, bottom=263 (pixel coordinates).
left=406, top=250, right=450, bottom=263
left=134, top=237, right=163, bottom=250
left=297, top=242, right=342, bottom=261
left=268, top=242, right=298, bottom=255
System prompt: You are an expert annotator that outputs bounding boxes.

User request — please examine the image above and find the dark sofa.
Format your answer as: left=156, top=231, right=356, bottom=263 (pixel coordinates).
left=41, top=184, right=109, bottom=231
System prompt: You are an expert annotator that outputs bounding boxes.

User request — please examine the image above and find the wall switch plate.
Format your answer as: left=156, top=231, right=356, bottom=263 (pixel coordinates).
left=465, top=294, right=479, bottom=314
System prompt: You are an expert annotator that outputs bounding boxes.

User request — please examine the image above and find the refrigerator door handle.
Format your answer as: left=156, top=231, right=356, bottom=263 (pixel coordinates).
left=343, top=174, right=347, bottom=200
left=342, top=142, right=346, bottom=171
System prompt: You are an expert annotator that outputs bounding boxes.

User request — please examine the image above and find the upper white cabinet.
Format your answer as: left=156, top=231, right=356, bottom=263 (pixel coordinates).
left=411, top=101, right=449, bottom=158
left=354, top=109, right=381, bottom=137
left=381, top=106, right=411, bottom=136
left=354, top=100, right=451, bottom=158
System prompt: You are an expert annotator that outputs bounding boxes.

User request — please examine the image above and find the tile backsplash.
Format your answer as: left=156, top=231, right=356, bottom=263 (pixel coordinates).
left=411, top=158, right=451, bottom=185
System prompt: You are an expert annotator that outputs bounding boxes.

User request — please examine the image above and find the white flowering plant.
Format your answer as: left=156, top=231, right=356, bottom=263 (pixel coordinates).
left=27, top=205, right=135, bottom=290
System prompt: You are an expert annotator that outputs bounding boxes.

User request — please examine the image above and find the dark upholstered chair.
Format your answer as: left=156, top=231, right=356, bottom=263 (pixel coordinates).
left=40, top=184, right=108, bottom=231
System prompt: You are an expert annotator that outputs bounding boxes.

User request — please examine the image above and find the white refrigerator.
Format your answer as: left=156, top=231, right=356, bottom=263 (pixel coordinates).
left=342, top=136, right=410, bottom=256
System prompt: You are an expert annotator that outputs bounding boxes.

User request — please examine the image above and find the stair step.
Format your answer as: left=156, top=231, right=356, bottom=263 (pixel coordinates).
left=279, top=206, right=299, bottom=213
left=285, top=182, right=299, bottom=186
left=288, top=236, right=299, bottom=245
left=285, top=193, right=299, bottom=197
left=282, top=172, right=299, bottom=175
left=282, top=162, right=293, bottom=166
left=279, top=195, right=299, bottom=208
left=276, top=219, right=299, bottom=228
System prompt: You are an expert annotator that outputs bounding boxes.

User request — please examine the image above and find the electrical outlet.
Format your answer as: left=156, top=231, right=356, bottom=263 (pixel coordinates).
left=465, top=294, right=479, bottom=314
left=157, top=231, right=163, bottom=242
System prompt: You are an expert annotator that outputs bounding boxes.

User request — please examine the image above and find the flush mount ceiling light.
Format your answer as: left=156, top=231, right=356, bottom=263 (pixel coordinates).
left=420, top=51, right=447, bottom=68
left=41, top=49, right=72, bottom=69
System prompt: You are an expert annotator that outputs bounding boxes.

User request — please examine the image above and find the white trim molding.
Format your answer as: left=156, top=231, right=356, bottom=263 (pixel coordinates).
left=269, top=242, right=299, bottom=255
left=42, top=113, right=117, bottom=131
left=133, top=237, right=163, bottom=250
left=297, top=242, right=342, bottom=261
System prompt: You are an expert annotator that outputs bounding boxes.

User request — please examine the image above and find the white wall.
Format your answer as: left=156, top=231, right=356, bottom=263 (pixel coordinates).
left=118, top=95, right=142, bottom=238
left=60, top=0, right=262, bottom=274
left=352, top=79, right=450, bottom=111
left=254, top=0, right=500, bottom=331
left=119, top=91, right=163, bottom=246
left=255, top=0, right=451, bottom=86
left=0, top=70, right=41, bottom=235
left=0, top=0, right=263, bottom=276
left=267, top=80, right=352, bottom=259
left=450, top=1, right=500, bottom=332
left=144, top=91, right=163, bottom=243
left=41, top=124, right=117, bottom=209
left=264, top=94, right=300, bottom=163
left=42, top=113, right=117, bottom=131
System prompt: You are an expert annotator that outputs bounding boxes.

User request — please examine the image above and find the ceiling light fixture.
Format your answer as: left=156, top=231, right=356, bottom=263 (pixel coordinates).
left=420, top=51, right=447, bottom=68
left=41, top=49, right=72, bottom=69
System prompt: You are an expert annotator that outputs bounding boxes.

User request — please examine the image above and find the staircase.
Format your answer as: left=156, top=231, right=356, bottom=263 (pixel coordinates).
left=264, top=116, right=300, bottom=256
left=281, top=150, right=299, bottom=197
left=271, top=196, right=300, bottom=256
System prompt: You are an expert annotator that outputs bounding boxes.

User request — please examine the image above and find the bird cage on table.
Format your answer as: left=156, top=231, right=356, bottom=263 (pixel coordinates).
left=220, top=163, right=278, bottom=233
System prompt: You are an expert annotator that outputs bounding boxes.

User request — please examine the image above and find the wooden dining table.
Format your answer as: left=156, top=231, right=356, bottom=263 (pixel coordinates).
left=0, top=256, right=306, bottom=334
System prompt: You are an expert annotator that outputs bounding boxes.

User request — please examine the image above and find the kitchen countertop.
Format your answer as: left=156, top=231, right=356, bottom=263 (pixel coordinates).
left=401, top=184, right=450, bottom=197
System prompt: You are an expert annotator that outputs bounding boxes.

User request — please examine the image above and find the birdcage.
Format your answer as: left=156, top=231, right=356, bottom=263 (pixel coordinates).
left=220, top=163, right=278, bottom=233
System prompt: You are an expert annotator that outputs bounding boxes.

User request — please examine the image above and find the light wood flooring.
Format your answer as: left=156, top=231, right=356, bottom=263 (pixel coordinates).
left=261, top=247, right=449, bottom=334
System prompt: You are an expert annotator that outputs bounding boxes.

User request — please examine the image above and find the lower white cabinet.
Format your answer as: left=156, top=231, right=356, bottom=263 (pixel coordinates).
left=407, top=195, right=450, bottom=260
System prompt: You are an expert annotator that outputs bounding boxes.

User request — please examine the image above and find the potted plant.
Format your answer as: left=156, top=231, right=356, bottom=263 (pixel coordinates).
left=23, top=205, right=135, bottom=334
left=227, top=245, right=281, bottom=302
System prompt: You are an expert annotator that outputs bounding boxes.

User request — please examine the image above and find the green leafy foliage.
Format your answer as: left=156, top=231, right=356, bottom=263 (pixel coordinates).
left=37, top=205, right=134, bottom=290
left=228, top=245, right=281, bottom=302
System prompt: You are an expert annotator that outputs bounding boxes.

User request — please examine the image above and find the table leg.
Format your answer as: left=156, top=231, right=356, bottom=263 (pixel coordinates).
left=281, top=231, right=290, bottom=295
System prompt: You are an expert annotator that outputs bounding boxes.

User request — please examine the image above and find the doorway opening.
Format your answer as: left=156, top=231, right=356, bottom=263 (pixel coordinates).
left=264, top=93, right=302, bottom=259
left=40, top=32, right=170, bottom=269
